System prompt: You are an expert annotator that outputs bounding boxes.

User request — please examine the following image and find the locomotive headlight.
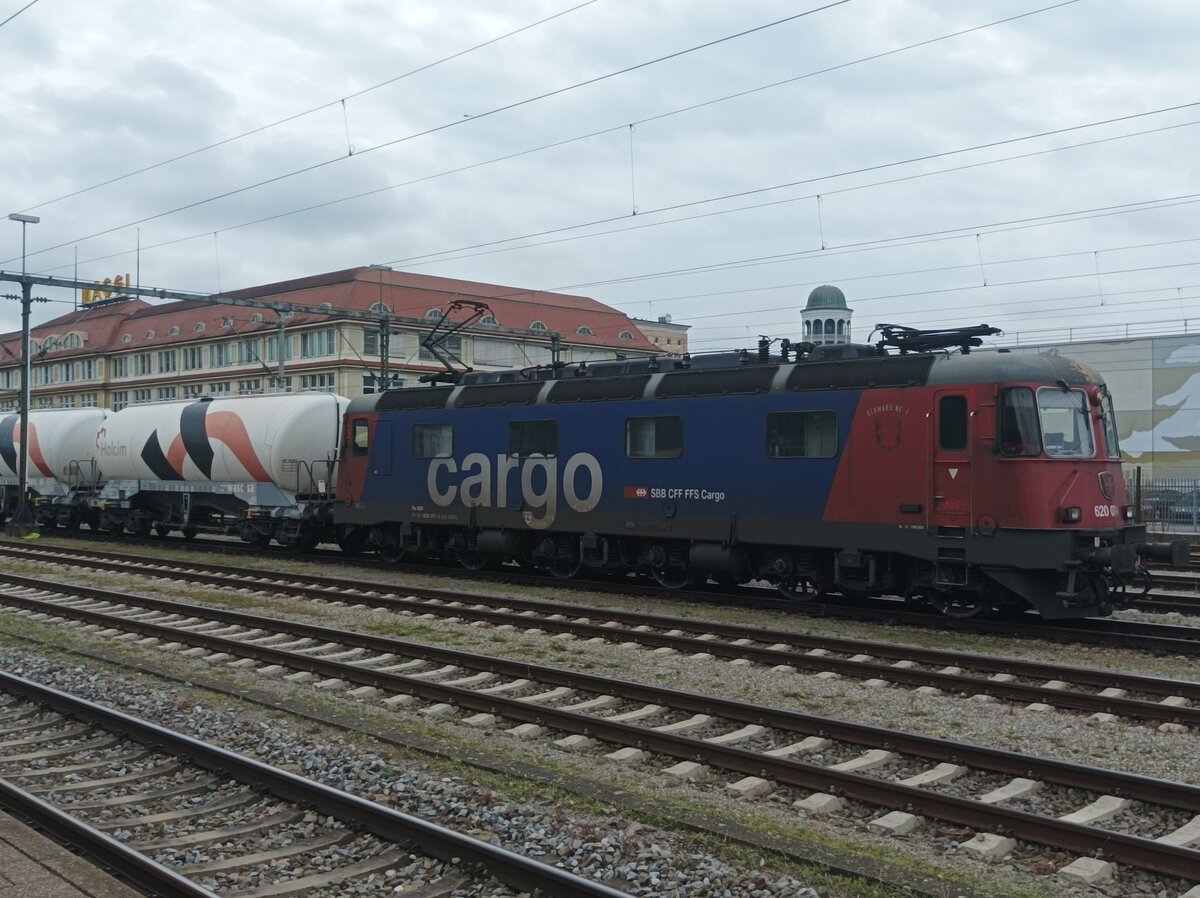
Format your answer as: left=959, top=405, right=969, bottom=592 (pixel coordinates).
left=1062, top=506, right=1082, bottom=523
left=1123, top=505, right=1136, bottom=521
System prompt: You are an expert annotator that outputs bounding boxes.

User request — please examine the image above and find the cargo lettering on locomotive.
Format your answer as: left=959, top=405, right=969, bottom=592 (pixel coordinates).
left=427, top=451, right=603, bottom=529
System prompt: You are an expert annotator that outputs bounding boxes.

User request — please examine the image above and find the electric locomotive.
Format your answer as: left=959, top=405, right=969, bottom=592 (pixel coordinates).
left=335, top=324, right=1187, bottom=620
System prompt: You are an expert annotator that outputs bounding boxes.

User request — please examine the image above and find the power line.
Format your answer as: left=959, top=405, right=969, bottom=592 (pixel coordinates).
left=0, top=0, right=39, bottom=30
left=16, top=0, right=606, bottom=213
left=10, top=0, right=854, bottom=264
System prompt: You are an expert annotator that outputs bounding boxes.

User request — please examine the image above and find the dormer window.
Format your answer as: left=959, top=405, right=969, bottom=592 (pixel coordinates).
left=222, top=317, right=233, bottom=328
left=426, top=309, right=443, bottom=319
left=530, top=321, right=546, bottom=331
left=63, top=333, right=84, bottom=349
left=144, top=330, right=155, bottom=339
left=250, top=313, right=263, bottom=324
left=619, top=330, right=634, bottom=340
left=168, top=326, right=180, bottom=336
left=121, top=334, right=132, bottom=343
left=194, top=322, right=206, bottom=333
left=576, top=326, right=593, bottom=336
left=319, top=302, right=333, bottom=312
left=481, top=315, right=496, bottom=325
left=369, top=302, right=391, bottom=313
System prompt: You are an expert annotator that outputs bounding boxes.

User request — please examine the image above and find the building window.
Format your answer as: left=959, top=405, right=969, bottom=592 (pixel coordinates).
left=300, top=329, right=335, bottom=358
left=63, top=333, right=83, bottom=349
left=250, top=313, right=263, bottom=323
left=169, top=326, right=180, bottom=336
left=0, top=370, right=14, bottom=390
left=145, top=330, right=155, bottom=339
left=412, top=423, right=452, bottom=458
left=576, top=326, right=593, bottom=336
left=81, top=393, right=98, bottom=408
left=121, top=334, right=132, bottom=343
left=222, top=317, right=233, bottom=328
left=112, top=356, right=128, bottom=378
left=237, top=379, right=262, bottom=394
left=60, top=362, right=75, bottom=383
left=37, top=397, right=53, bottom=409
left=34, top=366, right=52, bottom=385
left=626, top=416, right=683, bottom=459
left=418, top=335, right=462, bottom=363
left=472, top=338, right=511, bottom=366
left=300, top=373, right=336, bottom=392
left=134, top=353, right=152, bottom=376
left=59, top=395, right=76, bottom=408
left=481, top=315, right=496, bottom=325
left=157, top=386, right=177, bottom=401
left=158, top=350, right=177, bottom=373
left=425, top=309, right=443, bottom=319
left=530, top=321, right=546, bottom=330
left=183, top=384, right=205, bottom=398
left=81, top=359, right=99, bottom=380
left=269, top=376, right=292, bottom=393
left=133, top=388, right=152, bottom=404
left=194, top=322, right=206, bottom=333
left=766, top=411, right=837, bottom=458
left=183, top=347, right=203, bottom=370
left=210, top=381, right=231, bottom=396
left=238, top=338, right=262, bottom=365
left=267, top=335, right=293, bottom=362
left=369, top=302, right=390, bottom=313
left=210, top=343, right=233, bottom=367
left=363, top=326, right=403, bottom=356
left=112, top=391, right=128, bottom=411
left=619, top=331, right=634, bottom=340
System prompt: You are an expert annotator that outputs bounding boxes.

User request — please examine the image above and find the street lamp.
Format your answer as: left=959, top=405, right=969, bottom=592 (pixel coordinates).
left=6, top=212, right=40, bottom=537
left=368, top=264, right=393, bottom=392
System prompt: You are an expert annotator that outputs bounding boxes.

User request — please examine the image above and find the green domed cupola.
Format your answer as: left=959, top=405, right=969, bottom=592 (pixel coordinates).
left=800, top=285, right=852, bottom=345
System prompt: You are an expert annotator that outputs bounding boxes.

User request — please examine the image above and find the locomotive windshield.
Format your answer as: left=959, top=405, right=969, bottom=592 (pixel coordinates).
left=1036, top=387, right=1095, bottom=458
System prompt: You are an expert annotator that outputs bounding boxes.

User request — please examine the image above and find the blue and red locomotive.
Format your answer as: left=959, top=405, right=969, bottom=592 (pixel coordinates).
left=334, top=325, right=1186, bottom=620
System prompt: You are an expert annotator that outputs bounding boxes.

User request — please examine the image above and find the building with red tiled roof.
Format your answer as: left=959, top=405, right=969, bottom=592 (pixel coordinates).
left=0, top=267, right=660, bottom=411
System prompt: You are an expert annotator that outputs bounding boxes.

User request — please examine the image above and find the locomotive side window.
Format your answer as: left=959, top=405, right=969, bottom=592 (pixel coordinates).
left=351, top=419, right=369, bottom=457
left=998, top=388, right=1042, bottom=456
left=938, top=395, right=968, bottom=451
left=509, top=420, right=558, bottom=457
left=766, top=411, right=837, bottom=458
left=626, top=416, right=683, bottom=459
left=1100, top=393, right=1120, bottom=459
left=412, top=423, right=453, bottom=458
left=1036, top=388, right=1095, bottom=458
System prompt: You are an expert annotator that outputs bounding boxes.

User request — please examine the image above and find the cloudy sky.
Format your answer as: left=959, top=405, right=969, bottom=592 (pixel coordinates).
left=1, top=0, right=1196, bottom=353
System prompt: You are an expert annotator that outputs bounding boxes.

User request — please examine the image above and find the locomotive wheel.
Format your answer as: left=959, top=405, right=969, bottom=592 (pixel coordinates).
left=776, top=576, right=820, bottom=602
left=457, top=550, right=493, bottom=572
left=377, top=542, right=406, bottom=564
left=651, top=564, right=692, bottom=590
left=928, top=589, right=991, bottom=619
left=543, top=555, right=582, bottom=579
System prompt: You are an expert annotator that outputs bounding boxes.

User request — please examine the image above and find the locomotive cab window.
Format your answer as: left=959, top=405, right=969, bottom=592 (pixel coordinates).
left=351, top=419, right=369, bottom=457
left=938, top=395, right=968, bottom=451
left=766, top=411, right=837, bottom=458
left=626, top=416, right=683, bottom=459
left=1037, top=387, right=1095, bottom=458
left=509, top=420, right=558, bottom=457
left=1100, top=392, right=1120, bottom=459
left=412, top=423, right=453, bottom=459
left=998, top=388, right=1042, bottom=456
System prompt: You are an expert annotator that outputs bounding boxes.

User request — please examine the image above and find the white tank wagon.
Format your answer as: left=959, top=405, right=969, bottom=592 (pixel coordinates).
left=0, top=409, right=110, bottom=527
left=93, top=394, right=348, bottom=547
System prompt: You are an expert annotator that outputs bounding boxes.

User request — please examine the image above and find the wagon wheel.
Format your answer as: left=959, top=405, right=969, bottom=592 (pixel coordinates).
left=543, top=556, right=582, bottom=579
left=651, top=564, right=692, bottom=590
left=927, top=588, right=991, bottom=620
left=776, top=576, right=820, bottom=602
left=181, top=526, right=198, bottom=540
left=155, top=524, right=171, bottom=538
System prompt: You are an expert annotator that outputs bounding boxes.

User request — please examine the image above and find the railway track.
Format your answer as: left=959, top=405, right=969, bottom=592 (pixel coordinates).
left=0, top=671, right=628, bottom=898
left=2, top=574, right=1200, bottom=885
left=3, top=543, right=1200, bottom=724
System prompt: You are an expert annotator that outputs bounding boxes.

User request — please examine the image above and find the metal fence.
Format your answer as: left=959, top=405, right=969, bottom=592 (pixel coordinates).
left=1126, top=471, right=1200, bottom=532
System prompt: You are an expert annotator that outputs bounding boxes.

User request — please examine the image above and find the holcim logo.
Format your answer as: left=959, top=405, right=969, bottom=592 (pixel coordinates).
left=427, top=452, right=603, bottom=529
left=95, top=427, right=127, bottom=457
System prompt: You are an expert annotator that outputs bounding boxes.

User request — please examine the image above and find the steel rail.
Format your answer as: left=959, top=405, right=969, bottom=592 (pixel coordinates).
left=1, top=559, right=1198, bottom=726
left=0, top=672, right=631, bottom=898
left=0, top=778, right=221, bottom=898
left=3, top=583, right=1200, bottom=877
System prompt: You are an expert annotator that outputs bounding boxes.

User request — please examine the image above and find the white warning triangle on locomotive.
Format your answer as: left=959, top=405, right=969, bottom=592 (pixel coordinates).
left=948, top=469, right=958, bottom=479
